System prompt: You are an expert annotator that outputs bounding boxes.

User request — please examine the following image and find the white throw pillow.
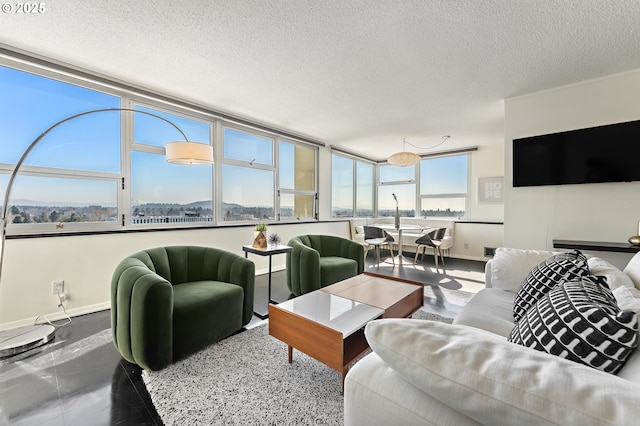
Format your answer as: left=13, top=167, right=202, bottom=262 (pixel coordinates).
left=489, top=247, right=556, bottom=293
left=365, top=319, right=640, bottom=425
left=623, top=252, right=640, bottom=290
left=589, top=256, right=635, bottom=291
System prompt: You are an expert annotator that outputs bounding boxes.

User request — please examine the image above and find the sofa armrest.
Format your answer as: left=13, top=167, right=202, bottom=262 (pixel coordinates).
left=365, top=319, right=640, bottom=426
left=286, top=241, right=321, bottom=295
left=111, top=259, right=173, bottom=370
left=341, top=238, right=365, bottom=274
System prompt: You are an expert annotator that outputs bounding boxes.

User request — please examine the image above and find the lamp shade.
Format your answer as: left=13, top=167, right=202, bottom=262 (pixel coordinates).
left=387, top=151, right=420, bottom=167
left=166, top=141, right=213, bottom=165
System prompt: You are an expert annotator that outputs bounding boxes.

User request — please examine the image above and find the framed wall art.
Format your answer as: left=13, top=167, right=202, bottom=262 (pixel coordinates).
left=478, top=176, right=504, bottom=203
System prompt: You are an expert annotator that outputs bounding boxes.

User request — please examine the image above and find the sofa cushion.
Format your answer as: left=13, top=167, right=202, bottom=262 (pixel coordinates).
left=513, top=250, right=589, bottom=321
left=509, top=276, right=639, bottom=374
left=319, top=256, right=358, bottom=287
left=365, top=318, right=640, bottom=425
left=489, top=247, right=557, bottom=292
left=172, top=281, right=244, bottom=361
left=453, top=288, right=516, bottom=338
left=623, top=252, right=640, bottom=290
left=344, top=352, right=480, bottom=426
left=589, top=256, right=636, bottom=291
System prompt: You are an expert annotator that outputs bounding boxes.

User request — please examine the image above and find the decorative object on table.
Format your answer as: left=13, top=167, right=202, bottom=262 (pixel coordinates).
left=0, top=107, right=212, bottom=359
left=387, top=136, right=450, bottom=167
left=268, top=232, right=281, bottom=247
left=629, top=222, right=640, bottom=245
left=253, top=221, right=268, bottom=248
left=392, top=193, right=400, bottom=231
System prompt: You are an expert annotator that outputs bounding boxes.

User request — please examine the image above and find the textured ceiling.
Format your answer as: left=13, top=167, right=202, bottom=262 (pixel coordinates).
left=1, top=0, right=639, bottom=160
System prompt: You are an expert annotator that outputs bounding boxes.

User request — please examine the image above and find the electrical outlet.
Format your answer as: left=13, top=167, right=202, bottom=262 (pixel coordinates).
left=51, top=280, right=64, bottom=294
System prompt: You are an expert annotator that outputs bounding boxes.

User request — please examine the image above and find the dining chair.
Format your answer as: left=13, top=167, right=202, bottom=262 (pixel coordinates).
left=413, top=228, right=447, bottom=272
left=363, top=226, right=395, bottom=267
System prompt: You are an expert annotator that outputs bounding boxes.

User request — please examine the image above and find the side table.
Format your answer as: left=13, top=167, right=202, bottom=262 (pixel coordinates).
left=242, top=244, right=293, bottom=319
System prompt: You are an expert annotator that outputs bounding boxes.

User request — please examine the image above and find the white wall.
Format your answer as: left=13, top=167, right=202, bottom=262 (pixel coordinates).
left=0, top=143, right=340, bottom=329
left=0, top=132, right=506, bottom=329
left=452, top=143, right=505, bottom=260
left=504, top=68, right=640, bottom=267
left=0, top=220, right=350, bottom=330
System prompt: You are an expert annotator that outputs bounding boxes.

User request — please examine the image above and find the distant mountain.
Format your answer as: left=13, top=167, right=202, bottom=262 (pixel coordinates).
left=10, top=199, right=114, bottom=207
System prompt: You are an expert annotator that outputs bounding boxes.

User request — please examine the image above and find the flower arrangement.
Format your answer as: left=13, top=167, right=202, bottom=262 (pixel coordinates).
left=268, top=233, right=281, bottom=246
left=255, top=221, right=267, bottom=232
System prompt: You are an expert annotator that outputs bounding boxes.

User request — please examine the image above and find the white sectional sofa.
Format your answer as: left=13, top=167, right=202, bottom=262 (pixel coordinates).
left=344, top=248, right=640, bottom=425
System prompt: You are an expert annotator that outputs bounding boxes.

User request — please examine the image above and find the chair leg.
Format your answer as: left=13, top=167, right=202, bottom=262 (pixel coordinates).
left=433, top=246, right=440, bottom=273
left=376, top=246, right=381, bottom=268
left=388, top=244, right=395, bottom=265
left=364, top=245, right=370, bottom=259
left=413, top=248, right=419, bottom=265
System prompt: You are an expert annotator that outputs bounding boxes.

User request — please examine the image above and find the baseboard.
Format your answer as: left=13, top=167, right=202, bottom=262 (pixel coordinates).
left=255, top=264, right=286, bottom=276
left=450, top=253, right=491, bottom=262
left=0, top=301, right=111, bottom=331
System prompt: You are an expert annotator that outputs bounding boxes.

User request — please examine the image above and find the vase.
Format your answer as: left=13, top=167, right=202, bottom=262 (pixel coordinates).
left=253, top=230, right=267, bottom=248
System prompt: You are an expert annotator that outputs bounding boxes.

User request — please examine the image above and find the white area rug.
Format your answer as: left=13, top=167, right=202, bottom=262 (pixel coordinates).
left=142, top=310, right=452, bottom=425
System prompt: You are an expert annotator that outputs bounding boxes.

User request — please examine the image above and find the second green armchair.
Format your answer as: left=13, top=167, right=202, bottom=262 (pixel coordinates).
left=286, top=234, right=364, bottom=296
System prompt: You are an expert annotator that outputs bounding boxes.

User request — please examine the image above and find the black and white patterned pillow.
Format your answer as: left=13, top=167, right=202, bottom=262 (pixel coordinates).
left=509, top=275, right=639, bottom=374
left=513, top=250, right=589, bottom=321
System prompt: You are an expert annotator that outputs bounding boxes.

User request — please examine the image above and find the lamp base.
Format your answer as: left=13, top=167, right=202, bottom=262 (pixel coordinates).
left=0, top=324, right=55, bottom=358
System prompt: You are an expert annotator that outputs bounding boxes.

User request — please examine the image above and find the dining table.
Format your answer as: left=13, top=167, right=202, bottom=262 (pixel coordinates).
left=372, top=223, right=428, bottom=266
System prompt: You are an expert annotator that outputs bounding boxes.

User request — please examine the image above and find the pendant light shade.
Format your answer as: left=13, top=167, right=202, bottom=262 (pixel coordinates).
left=388, top=138, right=420, bottom=167
left=388, top=150, right=421, bottom=166
left=387, top=136, right=451, bottom=166
left=166, top=141, right=214, bottom=165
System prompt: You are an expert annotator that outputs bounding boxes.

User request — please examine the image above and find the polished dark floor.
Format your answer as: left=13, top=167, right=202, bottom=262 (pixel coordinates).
left=0, top=251, right=486, bottom=426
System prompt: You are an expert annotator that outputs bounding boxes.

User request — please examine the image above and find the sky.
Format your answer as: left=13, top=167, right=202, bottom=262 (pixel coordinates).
left=0, top=64, right=293, bottom=209
left=1, top=63, right=464, bottom=214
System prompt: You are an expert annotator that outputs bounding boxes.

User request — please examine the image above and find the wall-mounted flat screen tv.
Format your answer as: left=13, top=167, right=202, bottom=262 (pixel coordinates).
left=513, top=119, right=640, bottom=187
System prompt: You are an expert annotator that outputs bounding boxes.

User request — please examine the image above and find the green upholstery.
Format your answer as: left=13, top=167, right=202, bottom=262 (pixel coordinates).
left=286, top=234, right=364, bottom=296
left=111, top=245, right=255, bottom=371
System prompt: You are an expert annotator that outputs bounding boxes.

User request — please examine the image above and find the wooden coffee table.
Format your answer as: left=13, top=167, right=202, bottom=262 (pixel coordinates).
left=268, top=272, right=423, bottom=390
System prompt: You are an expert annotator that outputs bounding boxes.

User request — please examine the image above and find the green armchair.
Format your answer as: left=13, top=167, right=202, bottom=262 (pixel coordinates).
left=286, top=234, right=364, bottom=296
left=111, top=245, right=255, bottom=371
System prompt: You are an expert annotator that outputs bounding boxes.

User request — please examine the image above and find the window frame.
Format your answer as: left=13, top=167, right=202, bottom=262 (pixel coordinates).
left=418, top=152, right=470, bottom=220
left=126, top=98, right=216, bottom=229
left=277, top=138, right=318, bottom=222
left=331, top=152, right=375, bottom=219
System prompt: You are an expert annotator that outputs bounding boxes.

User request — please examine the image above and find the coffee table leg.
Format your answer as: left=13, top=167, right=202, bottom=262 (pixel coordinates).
left=342, top=366, right=349, bottom=394
left=288, top=345, right=293, bottom=363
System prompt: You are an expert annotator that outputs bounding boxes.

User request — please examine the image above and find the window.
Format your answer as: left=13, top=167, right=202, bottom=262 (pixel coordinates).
left=278, top=140, right=316, bottom=220
left=331, top=154, right=375, bottom=218
left=419, top=154, right=468, bottom=218
left=355, top=161, right=374, bottom=217
left=1, top=58, right=320, bottom=234
left=131, top=104, right=213, bottom=225
left=378, top=164, right=416, bottom=217
left=331, top=154, right=354, bottom=217
left=0, top=64, right=122, bottom=231
left=221, top=126, right=275, bottom=221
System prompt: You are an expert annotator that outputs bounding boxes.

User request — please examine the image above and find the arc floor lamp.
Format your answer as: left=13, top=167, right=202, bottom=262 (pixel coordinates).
left=0, top=108, right=213, bottom=358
